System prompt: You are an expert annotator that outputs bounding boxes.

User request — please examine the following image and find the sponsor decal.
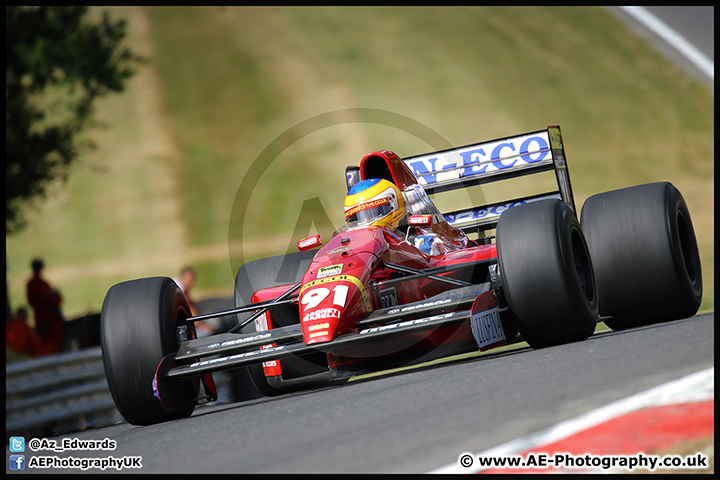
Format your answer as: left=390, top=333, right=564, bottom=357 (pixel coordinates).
left=345, top=196, right=390, bottom=218
left=309, top=331, right=329, bottom=338
left=470, top=307, right=506, bottom=350
left=444, top=201, right=526, bottom=226
left=206, top=332, right=272, bottom=349
left=387, top=298, right=452, bottom=315
left=302, top=307, right=341, bottom=323
left=326, top=246, right=350, bottom=256
left=404, top=133, right=551, bottom=186
left=360, top=312, right=455, bottom=334
left=548, top=126, right=563, bottom=150
left=298, top=234, right=321, bottom=249
left=408, top=214, right=432, bottom=226
left=254, top=311, right=270, bottom=331
left=308, top=322, right=330, bottom=332
left=317, top=263, right=344, bottom=279
left=190, top=344, right=286, bottom=368
left=261, top=343, right=282, bottom=375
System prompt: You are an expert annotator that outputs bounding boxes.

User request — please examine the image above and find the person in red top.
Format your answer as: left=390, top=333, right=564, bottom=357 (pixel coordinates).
left=26, top=258, right=65, bottom=353
left=173, top=266, right=217, bottom=337
left=174, top=266, right=199, bottom=315
left=6, top=307, right=54, bottom=357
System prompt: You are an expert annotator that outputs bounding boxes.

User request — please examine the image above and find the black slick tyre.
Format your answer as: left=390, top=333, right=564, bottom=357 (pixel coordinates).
left=580, top=182, right=702, bottom=330
left=231, top=250, right=328, bottom=399
left=101, top=277, right=197, bottom=425
left=496, top=199, right=598, bottom=348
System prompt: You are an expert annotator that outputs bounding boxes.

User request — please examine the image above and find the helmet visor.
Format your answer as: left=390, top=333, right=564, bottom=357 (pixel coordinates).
left=345, top=197, right=395, bottom=226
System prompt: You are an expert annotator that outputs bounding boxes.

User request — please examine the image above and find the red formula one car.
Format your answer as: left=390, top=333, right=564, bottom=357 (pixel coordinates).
left=100, top=126, right=702, bottom=425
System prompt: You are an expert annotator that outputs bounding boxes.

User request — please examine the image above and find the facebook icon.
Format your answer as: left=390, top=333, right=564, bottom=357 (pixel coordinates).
left=9, top=454, right=25, bottom=470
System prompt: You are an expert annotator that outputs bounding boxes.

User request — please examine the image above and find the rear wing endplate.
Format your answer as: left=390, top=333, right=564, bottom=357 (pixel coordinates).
left=402, top=126, right=575, bottom=233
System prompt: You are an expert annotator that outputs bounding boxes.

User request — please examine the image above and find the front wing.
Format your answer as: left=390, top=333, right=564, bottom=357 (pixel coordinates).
left=167, top=283, right=493, bottom=380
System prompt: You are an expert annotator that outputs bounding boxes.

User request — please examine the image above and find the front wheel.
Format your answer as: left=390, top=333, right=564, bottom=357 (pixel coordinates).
left=231, top=250, right=330, bottom=399
left=496, top=199, right=598, bottom=348
left=101, top=277, right=197, bottom=425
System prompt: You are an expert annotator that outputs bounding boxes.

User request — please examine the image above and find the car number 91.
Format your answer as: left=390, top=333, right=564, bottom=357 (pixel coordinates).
left=301, top=285, right=350, bottom=310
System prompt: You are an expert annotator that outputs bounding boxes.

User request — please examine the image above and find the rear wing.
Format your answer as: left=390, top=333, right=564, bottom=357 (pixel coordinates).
left=402, top=126, right=575, bottom=234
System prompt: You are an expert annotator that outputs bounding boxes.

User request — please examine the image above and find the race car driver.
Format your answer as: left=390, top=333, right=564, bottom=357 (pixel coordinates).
left=344, top=177, right=445, bottom=256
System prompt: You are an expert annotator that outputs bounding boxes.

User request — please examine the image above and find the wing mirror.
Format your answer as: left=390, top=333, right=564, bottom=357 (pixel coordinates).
left=298, top=234, right=322, bottom=252
left=345, top=166, right=361, bottom=191
left=408, top=215, right=433, bottom=227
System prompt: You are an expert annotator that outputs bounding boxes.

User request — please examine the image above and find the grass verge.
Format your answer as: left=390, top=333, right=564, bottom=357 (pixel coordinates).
left=6, top=7, right=713, bottom=319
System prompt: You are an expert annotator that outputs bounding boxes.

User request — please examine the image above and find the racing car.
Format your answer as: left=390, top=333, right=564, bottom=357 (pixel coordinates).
left=100, top=125, right=702, bottom=426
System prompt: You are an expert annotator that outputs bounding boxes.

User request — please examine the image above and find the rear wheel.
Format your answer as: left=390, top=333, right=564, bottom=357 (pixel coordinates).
left=101, top=277, right=197, bottom=425
left=580, top=182, right=702, bottom=330
left=496, top=199, right=598, bottom=348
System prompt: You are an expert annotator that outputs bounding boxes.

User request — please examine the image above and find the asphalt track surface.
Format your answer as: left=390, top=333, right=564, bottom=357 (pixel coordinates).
left=608, top=6, right=714, bottom=92
left=15, top=312, right=713, bottom=473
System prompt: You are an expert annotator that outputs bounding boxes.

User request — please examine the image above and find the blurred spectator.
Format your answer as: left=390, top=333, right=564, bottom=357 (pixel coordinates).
left=6, top=307, right=54, bottom=357
left=174, top=266, right=218, bottom=337
left=174, top=266, right=199, bottom=316
left=26, top=258, right=65, bottom=353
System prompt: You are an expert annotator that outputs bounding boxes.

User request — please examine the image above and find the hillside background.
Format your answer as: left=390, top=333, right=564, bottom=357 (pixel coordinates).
left=6, top=6, right=713, bottom=321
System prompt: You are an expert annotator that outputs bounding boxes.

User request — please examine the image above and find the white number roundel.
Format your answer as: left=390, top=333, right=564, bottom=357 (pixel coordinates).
left=301, top=287, right=330, bottom=310
left=301, top=285, right=350, bottom=310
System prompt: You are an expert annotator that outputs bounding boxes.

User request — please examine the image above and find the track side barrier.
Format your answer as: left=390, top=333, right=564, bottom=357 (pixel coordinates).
left=6, top=347, right=123, bottom=439
left=5, top=298, right=236, bottom=439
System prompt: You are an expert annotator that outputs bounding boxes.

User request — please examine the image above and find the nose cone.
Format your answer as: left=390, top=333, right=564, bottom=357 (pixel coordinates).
left=299, top=229, right=384, bottom=344
left=302, top=302, right=342, bottom=344
left=299, top=276, right=371, bottom=345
